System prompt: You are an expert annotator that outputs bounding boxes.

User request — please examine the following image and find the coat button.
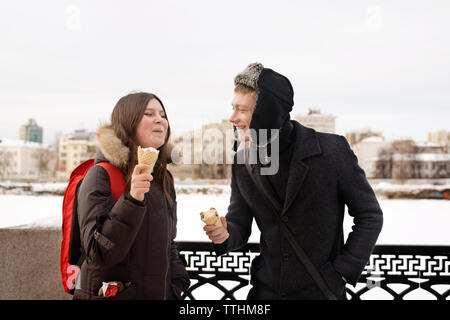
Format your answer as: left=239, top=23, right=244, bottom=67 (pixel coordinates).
left=283, top=253, right=289, bottom=261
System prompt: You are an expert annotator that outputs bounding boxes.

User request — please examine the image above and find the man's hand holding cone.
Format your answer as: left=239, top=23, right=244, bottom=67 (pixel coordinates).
left=201, top=208, right=229, bottom=244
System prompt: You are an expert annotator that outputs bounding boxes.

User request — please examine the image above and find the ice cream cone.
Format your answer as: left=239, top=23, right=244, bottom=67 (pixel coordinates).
left=137, top=146, right=159, bottom=174
left=200, top=208, right=222, bottom=227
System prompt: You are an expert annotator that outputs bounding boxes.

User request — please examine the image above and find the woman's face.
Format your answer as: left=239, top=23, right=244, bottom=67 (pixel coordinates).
left=135, top=98, right=169, bottom=149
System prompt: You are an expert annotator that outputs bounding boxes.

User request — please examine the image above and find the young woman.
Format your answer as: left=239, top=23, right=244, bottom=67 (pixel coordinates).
left=73, top=92, right=189, bottom=300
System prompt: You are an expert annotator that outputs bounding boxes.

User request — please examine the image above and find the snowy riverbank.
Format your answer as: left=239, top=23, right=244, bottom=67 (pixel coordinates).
left=1, top=180, right=449, bottom=199
left=1, top=194, right=449, bottom=245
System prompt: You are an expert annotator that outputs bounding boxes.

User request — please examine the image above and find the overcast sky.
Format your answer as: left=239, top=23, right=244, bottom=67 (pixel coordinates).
left=1, top=0, right=449, bottom=145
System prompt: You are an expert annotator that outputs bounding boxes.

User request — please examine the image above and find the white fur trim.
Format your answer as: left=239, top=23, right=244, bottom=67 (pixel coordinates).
left=95, top=125, right=130, bottom=169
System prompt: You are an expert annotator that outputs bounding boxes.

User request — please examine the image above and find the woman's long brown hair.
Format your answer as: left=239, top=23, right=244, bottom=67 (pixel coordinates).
left=110, top=92, right=173, bottom=206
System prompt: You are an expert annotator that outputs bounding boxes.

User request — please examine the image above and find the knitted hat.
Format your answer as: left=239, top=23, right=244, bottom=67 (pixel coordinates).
left=234, top=62, right=264, bottom=90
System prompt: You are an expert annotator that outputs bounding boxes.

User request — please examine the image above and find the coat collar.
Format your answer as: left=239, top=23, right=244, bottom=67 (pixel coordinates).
left=291, top=120, right=322, bottom=161
left=282, top=121, right=322, bottom=214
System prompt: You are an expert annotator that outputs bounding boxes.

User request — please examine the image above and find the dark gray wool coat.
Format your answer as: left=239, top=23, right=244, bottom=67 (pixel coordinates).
left=73, top=125, right=189, bottom=300
left=216, top=65, right=383, bottom=300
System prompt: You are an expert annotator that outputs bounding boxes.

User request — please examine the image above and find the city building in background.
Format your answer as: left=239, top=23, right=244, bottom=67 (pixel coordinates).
left=354, top=137, right=450, bottom=179
left=427, top=130, right=449, bottom=151
left=346, top=128, right=383, bottom=146
left=19, top=118, right=43, bottom=144
left=1, top=119, right=448, bottom=183
left=352, top=135, right=390, bottom=178
left=294, top=108, right=336, bottom=133
left=56, top=129, right=97, bottom=181
left=168, top=120, right=233, bottom=181
left=0, top=138, right=56, bottom=181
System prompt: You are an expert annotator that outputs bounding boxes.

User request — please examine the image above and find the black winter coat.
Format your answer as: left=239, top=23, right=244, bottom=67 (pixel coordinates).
left=73, top=125, right=189, bottom=300
left=217, top=121, right=383, bottom=300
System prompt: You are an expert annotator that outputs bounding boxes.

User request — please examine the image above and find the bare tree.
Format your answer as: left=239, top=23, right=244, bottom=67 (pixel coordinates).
left=375, top=147, right=392, bottom=178
left=52, top=131, right=63, bottom=175
left=0, top=150, right=12, bottom=180
left=38, top=148, right=52, bottom=177
left=374, top=139, right=418, bottom=181
left=391, top=140, right=415, bottom=181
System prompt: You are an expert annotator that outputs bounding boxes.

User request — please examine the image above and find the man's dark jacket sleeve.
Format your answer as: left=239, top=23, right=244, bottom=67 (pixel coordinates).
left=213, top=161, right=253, bottom=255
left=332, top=136, right=383, bottom=285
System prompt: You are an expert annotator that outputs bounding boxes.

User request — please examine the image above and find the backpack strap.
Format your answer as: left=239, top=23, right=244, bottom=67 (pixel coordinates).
left=96, top=162, right=126, bottom=200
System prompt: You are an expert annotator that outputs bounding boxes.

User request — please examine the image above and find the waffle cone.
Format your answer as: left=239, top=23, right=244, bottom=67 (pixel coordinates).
left=137, top=146, right=159, bottom=174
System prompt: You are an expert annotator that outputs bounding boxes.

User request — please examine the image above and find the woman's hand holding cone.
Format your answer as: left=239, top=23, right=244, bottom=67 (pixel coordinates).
left=130, top=164, right=153, bottom=201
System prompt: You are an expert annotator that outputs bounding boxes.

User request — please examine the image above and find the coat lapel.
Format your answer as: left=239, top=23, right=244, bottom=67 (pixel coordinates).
left=282, top=121, right=322, bottom=215
left=244, top=149, right=283, bottom=213
left=243, top=121, right=322, bottom=216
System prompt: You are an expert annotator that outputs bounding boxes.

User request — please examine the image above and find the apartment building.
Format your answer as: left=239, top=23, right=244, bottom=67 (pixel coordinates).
left=294, top=108, right=336, bottom=133
left=0, top=138, right=56, bottom=181
left=56, top=129, right=97, bottom=181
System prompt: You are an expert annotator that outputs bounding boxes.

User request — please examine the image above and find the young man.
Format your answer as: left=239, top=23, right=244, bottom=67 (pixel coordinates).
left=204, top=62, right=383, bottom=300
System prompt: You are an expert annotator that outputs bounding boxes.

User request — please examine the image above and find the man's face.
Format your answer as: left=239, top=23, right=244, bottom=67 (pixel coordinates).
left=229, top=92, right=256, bottom=141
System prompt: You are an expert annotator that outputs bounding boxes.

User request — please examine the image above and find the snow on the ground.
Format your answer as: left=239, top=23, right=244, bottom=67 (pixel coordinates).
left=371, top=181, right=450, bottom=192
left=0, top=193, right=449, bottom=245
left=1, top=180, right=449, bottom=196
left=0, top=195, right=63, bottom=228
left=372, top=199, right=450, bottom=245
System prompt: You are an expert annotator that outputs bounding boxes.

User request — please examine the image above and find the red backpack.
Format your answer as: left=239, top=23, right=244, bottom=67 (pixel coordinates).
left=60, top=160, right=125, bottom=294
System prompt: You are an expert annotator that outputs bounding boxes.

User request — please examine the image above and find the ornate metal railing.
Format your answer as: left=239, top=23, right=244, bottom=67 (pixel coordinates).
left=176, top=241, right=450, bottom=300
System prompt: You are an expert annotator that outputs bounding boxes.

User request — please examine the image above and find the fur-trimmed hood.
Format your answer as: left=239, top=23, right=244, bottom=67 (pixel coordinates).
left=95, top=124, right=130, bottom=170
